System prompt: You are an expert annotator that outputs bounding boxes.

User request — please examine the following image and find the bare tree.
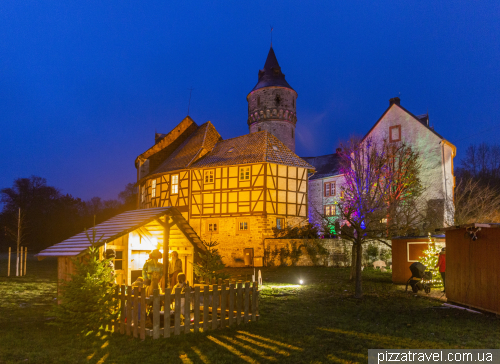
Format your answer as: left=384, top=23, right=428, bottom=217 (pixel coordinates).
left=453, top=178, right=500, bottom=224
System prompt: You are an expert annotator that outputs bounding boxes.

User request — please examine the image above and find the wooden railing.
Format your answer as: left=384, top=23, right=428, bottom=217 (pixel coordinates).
left=111, top=282, right=259, bottom=340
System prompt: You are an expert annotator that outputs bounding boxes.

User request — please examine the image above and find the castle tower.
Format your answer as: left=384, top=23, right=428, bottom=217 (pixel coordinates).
left=247, top=47, right=297, bottom=153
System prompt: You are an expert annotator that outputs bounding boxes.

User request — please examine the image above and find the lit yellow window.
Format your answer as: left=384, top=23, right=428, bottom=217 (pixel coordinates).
left=239, top=166, right=250, bottom=181
left=151, top=180, right=156, bottom=198
left=324, top=205, right=336, bottom=216
left=141, top=185, right=145, bottom=203
left=204, top=170, right=214, bottom=183
left=171, top=175, right=179, bottom=194
left=276, top=218, right=285, bottom=230
left=209, top=223, right=218, bottom=232
left=239, top=221, right=248, bottom=231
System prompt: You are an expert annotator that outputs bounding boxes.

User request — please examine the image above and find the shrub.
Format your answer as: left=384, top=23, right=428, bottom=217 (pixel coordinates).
left=51, top=230, right=118, bottom=332
left=193, top=239, right=230, bottom=282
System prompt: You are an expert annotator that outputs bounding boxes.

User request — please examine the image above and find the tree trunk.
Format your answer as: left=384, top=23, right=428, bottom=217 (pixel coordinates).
left=349, top=243, right=356, bottom=281
left=354, top=241, right=363, bottom=299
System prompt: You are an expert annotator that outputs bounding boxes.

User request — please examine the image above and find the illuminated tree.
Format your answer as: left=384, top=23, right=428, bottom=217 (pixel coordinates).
left=335, top=137, right=423, bottom=298
left=418, top=234, right=443, bottom=287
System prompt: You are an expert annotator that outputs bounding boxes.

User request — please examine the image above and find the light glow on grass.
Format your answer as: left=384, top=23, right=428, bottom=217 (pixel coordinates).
left=235, top=335, right=290, bottom=356
left=263, top=284, right=301, bottom=289
left=237, top=331, right=302, bottom=351
left=191, top=347, right=210, bottom=364
left=96, top=353, right=109, bottom=364
left=207, top=336, right=257, bottom=364
left=220, top=335, right=277, bottom=361
left=179, top=351, right=193, bottom=364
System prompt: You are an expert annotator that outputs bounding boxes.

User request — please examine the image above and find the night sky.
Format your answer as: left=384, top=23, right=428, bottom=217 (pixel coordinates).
left=1, top=1, right=499, bottom=201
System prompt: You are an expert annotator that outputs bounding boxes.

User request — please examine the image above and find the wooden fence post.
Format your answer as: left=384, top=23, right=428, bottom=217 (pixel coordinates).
left=113, top=285, right=120, bottom=333
left=19, top=247, right=23, bottom=277
left=140, top=287, right=146, bottom=340
left=212, top=284, right=218, bottom=330
left=174, top=287, right=181, bottom=336
left=24, top=247, right=27, bottom=276
left=252, top=282, right=258, bottom=321
left=133, top=288, right=139, bottom=338
left=120, top=285, right=126, bottom=334
left=7, top=247, right=11, bottom=277
left=236, top=283, right=242, bottom=325
left=193, top=286, right=200, bottom=333
left=126, top=286, right=132, bottom=336
left=228, top=283, right=234, bottom=326
left=244, top=282, right=250, bottom=323
left=203, top=285, right=209, bottom=332
left=152, top=289, right=160, bottom=339
left=184, top=287, right=191, bottom=334
left=220, top=284, right=226, bottom=329
left=164, top=289, right=171, bottom=338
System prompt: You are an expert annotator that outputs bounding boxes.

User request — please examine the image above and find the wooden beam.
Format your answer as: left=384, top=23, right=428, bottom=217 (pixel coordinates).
left=155, top=217, right=176, bottom=230
left=162, top=215, right=171, bottom=293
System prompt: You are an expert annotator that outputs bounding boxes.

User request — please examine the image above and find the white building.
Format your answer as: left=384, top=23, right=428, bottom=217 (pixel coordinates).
left=304, top=97, right=456, bottom=233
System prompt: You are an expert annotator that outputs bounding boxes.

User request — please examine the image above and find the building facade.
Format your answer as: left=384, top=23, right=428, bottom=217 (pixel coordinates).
left=304, top=97, right=456, bottom=233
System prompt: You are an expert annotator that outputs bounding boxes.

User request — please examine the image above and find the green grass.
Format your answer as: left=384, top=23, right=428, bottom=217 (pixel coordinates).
left=0, top=257, right=499, bottom=364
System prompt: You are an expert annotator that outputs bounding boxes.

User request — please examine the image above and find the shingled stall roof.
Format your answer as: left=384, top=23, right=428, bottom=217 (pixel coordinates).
left=151, top=121, right=222, bottom=176
left=191, top=130, right=315, bottom=170
left=302, top=153, right=342, bottom=180
left=37, top=207, right=205, bottom=258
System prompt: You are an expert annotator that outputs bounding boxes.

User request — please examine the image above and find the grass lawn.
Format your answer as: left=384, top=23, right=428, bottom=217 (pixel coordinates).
left=0, top=256, right=499, bottom=364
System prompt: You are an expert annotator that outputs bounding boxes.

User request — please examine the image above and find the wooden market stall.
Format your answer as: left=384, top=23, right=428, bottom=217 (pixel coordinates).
left=439, top=223, right=500, bottom=314
left=391, top=235, right=446, bottom=284
left=37, top=207, right=206, bottom=295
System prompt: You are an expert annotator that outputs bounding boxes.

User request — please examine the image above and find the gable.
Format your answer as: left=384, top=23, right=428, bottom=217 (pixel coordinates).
left=135, top=116, right=198, bottom=173
left=364, top=104, right=444, bottom=147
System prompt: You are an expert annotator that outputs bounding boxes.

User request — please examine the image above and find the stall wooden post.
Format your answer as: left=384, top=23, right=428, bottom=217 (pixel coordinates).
left=162, top=216, right=170, bottom=293
left=24, top=247, right=27, bottom=276
left=184, top=287, right=191, bottom=334
left=220, top=284, right=227, bottom=328
left=203, top=285, right=209, bottom=332
left=7, top=247, right=11, bottom=277
left=140, top=288, right=146, bottom=340
left=174, top=287, right=181, bottom=335
left=212, top=285, right=218, bottom=330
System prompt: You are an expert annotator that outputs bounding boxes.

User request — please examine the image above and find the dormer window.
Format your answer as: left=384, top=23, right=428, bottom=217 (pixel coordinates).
left=272, top=146, right=278, bottom=151
left=227, top=147, right=234, bottom=153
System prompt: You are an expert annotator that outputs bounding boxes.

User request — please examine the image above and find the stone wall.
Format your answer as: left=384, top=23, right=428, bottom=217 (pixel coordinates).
left=189, top=215, right=307, bottom=267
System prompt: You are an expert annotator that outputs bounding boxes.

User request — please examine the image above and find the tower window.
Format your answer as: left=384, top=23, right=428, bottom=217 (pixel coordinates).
left=293, top=98, right=295, bottom=108
left=258, top=127, right=261, bottom=131
left=274, top=94, right=281, bottom=106
left=257, top=96, right=260, bottom=106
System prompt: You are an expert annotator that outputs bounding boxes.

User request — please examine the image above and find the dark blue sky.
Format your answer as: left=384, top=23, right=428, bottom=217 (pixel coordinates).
left=1, top=1, right=499, bottom=201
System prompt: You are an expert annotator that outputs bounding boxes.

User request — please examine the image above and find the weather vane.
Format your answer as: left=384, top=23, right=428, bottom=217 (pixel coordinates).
left=187, top=87, right=194, bottom=115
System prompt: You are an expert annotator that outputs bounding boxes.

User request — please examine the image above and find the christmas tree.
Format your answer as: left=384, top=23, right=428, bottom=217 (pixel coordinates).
left=418, top=233, right=443, bottom=288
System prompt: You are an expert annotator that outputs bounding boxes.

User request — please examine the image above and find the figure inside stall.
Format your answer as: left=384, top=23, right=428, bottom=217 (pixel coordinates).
left=169, top=251, right=183, bottom=289
left=142, top=249, right=164, bottom=288
left=104, top=249, right=116, bottom=282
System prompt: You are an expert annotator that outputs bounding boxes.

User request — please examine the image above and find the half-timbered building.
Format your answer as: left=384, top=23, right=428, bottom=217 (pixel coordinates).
left=135, top=116, right=313, bottom=266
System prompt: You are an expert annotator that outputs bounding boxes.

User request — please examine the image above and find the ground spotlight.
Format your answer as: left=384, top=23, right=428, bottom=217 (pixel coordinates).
left=299, top=280, right=303, bottom=285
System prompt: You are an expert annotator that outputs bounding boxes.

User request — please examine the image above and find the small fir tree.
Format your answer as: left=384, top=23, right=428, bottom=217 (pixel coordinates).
left=418, top=233, right=443, bottom=287
left=51, top=228, right=118, bottom=332
left=192, top=239, right=230, bottom=282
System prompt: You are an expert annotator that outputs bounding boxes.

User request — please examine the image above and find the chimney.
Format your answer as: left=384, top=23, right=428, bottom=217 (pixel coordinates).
left=389, top=97, right=400, bottom=106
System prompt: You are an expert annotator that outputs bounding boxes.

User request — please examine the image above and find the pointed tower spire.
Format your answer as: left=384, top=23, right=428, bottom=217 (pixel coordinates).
left=247, top=46, right=297, bottom=153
